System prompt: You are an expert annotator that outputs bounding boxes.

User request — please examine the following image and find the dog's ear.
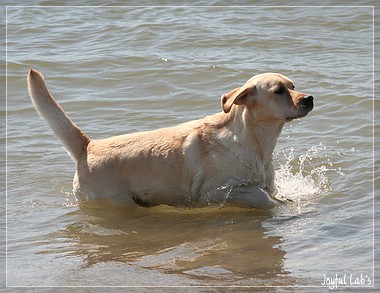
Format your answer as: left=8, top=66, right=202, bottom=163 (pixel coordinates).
left=221, top=85, right=256, bottom=113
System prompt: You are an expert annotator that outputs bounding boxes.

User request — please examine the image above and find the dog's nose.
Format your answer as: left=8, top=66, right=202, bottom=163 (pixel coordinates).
left=302, top=95, right=314, bottom=109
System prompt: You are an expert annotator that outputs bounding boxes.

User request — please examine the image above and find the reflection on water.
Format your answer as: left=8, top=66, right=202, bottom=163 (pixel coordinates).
left=41, top=205, right=289, bottom=286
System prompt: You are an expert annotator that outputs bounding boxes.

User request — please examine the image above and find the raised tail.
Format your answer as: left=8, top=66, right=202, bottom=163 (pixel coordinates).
left=27, top=69, right=90, bottom=162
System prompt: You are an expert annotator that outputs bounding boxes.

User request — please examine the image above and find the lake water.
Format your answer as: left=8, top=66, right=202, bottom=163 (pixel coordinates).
left=4, top=3, right=377, bottom=292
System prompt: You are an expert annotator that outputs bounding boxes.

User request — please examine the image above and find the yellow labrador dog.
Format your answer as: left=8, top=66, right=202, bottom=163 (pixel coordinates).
left=28, top=69, right=313, bottom=209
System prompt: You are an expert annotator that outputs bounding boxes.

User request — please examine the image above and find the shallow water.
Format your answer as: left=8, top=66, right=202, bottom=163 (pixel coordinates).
left=4, top=3, right=376, bottom=291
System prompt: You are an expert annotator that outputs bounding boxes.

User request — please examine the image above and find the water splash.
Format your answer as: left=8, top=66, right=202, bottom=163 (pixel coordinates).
left=274, top=143, right=343, bottom=202
left=200, top=143, right=343, bottom=207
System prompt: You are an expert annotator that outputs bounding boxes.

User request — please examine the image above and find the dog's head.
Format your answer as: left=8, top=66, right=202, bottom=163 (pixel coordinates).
left=221, top=73, right=313, bottom=122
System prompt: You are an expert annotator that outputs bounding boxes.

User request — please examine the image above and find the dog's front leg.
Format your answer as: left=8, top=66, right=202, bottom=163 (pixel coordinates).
left=226, top=186, right=279, bottom=209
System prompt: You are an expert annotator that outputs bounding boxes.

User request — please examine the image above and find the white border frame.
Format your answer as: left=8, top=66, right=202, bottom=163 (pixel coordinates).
left=4, top=4, right=375, bottom=290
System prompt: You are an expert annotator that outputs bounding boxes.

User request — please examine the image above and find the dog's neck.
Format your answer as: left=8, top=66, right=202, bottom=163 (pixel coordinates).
left=211, top=106, right=283, bottom=194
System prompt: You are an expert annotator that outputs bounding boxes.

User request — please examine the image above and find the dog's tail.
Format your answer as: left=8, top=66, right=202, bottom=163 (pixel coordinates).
left=27, top=68, right=90, bottom=162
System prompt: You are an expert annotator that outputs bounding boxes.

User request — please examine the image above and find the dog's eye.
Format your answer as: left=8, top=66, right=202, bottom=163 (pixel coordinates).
left=275, top=86, right=285, bottom=95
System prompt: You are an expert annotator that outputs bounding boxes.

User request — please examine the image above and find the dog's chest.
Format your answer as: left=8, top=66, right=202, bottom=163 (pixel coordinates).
left=237, top=154, right=268, bottom=186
